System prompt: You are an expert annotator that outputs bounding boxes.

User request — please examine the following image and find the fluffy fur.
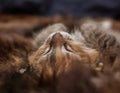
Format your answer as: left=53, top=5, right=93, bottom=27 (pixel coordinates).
left=0, top=33, right=32, bottom=74
left=29, top=23, right=100, bottom=80
left=30, top=20, right=120, bottom=79
left=0, top=17, right=120, bottom=93
left=79, top=19, right=120, bottom=71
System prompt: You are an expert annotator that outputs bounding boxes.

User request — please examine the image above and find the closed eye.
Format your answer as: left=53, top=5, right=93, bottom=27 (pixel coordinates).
left=43, top=46, right=52, bottom=55
left=64, top=43, right=74, bottom=52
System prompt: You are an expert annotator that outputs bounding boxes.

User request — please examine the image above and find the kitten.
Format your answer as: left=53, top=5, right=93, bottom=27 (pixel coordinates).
left=29, top=23, right=99, bottom=80
left=30, top=20, right=120, bottom=80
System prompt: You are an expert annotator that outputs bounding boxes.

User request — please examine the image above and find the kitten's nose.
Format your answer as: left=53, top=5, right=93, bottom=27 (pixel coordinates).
left=51, top=33, right=64, bottom=46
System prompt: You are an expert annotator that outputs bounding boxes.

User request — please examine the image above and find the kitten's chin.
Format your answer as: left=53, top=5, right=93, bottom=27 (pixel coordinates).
left=35, top=46, right=83, bottom=78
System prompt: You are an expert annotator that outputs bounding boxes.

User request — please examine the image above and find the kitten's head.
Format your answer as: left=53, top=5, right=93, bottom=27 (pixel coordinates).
left=29, top=30, right=95, bottom=80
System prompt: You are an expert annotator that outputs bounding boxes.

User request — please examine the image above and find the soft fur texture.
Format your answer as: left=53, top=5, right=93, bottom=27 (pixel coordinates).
left=29, top=23, right=100, bottom=80
left=0, top=33, right=32, bottom=73
left=79, top=19, right=120, bottom=71
left=0, top=16, right=120, bottom=93
left=30, top=21, right=120, bottom=78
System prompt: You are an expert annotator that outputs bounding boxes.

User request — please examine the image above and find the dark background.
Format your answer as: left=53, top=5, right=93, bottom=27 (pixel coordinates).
left=0, top=0, right=120, bottom=19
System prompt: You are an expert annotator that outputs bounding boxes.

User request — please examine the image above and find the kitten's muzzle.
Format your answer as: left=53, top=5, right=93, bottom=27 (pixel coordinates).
left=50, top=32, right=65, bottom=47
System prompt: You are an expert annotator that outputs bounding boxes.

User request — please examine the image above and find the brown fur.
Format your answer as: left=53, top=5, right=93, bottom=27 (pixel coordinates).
left=1, top=62, right=120, bottom=93
left=30, top=19, right=120, bottom=78
left=57, top=62, right=120, bottom=93
left=29, top=23, right=100, bottom=80
left=0, top=33, right=32, bottom=73
left=78, top=20, right=120, bottom=72
left=0, top=16, right=119, bottom=93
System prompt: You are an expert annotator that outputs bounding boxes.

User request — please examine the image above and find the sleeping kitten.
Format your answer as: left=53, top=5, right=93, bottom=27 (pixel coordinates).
left=29, top=20, right=120, bottom=79
left=29, top=23, right=99, bottom=80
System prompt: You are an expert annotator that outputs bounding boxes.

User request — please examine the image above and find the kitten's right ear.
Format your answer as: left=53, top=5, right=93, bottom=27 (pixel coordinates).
left=32, top=23, right=67, bottom=48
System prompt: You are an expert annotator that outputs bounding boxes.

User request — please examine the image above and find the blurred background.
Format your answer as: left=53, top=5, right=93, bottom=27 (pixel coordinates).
left=0, top=0, right=120, bottom=37
left=0, top=0, right=120, bottom=19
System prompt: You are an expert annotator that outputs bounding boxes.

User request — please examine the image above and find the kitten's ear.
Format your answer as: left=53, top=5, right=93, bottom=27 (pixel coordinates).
left=33, top=23, right=67, bottom=48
